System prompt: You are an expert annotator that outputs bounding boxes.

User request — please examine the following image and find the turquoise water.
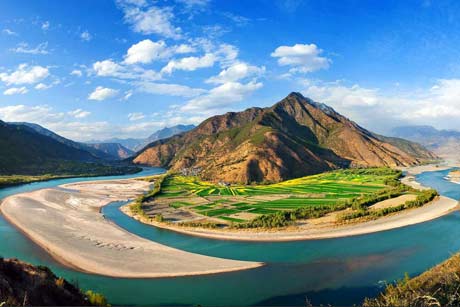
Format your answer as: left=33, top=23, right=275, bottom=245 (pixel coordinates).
left=1, top=168, right=460, bottom=306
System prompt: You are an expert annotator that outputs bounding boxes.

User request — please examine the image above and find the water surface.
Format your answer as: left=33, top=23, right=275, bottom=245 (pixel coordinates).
left=0, top=168, right=459, bottom=306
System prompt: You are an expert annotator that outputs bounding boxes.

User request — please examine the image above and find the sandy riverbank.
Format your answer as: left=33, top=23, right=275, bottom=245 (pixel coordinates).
left=0, top=179, right=262, bottom=278
left=122, top=164, right=459, bottom=242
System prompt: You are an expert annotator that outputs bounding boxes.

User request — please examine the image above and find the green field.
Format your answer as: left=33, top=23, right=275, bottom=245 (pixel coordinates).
left=153, top=168, right=407, bottom=224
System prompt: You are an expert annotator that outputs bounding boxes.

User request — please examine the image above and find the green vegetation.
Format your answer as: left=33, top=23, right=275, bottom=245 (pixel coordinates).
left=338, top=189, right=438, bottom=222
left=0, top=164, right=141, bottom=188
left=85, top=290, right=109, bottom=306
left=364, top=253, right=460, bottom=307
left=130, top=174, right=167, bottom=219
left=144, top=168, right=434, bottom=228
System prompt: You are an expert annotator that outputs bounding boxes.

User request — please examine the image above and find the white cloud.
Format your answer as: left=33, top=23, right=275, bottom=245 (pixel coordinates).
left=271, top=43, right=331, bottom=73
left=80, top=31, right=92, bottom=42
left=92, top=59, right=161, bottom=81
left=70, top=69, right=83, bottom=77
left=175, top=0, right=210, bottom=7
left=206, top=62, right=265, bottom=84
left=35, top=83, right=52, bottom=90
left=181, top=81, right=263, bottom=113
left=88, top=86, right=119, bottom=101
left=300, top=78, right=460, bottom=132
left=0, top=64, right=49, bottom=85
left=128, top=112, right=145, bottom=121
left=120, top=4, right=181, bottom=39
left=93, top=60, right=123, bottom=76
left=41, top=21, right=50, bottom=31
left=161, top=53, right=216, bottom=74
left=2, top=28, right=17, bottom=36
left=174, top=44, right=196, bottom=54
left=137, top=82, right=206, bottom=97
left=3, top=87, right=28, bottom=95
left=124, top=39, right=169, bottom=64
left=68, top=109, right=91, bottom=118
left=10, top=42, right=49, bottom=55
left=123, top=90, right=133, bottom=100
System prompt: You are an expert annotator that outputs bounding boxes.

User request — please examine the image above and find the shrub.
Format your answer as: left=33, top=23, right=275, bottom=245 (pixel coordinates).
left=85, top=290, right=108, bottom=306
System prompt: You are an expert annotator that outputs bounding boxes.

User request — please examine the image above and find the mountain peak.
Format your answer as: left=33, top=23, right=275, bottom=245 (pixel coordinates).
left=133, top=94, right=436, bottom=184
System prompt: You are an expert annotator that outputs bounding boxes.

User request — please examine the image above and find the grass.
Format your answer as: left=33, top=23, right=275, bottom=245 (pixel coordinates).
left=364, top=253, right=460, bottom=307
left=152, top=168, right=423, bottom=226
left=0, top=164, right=142, bottom=188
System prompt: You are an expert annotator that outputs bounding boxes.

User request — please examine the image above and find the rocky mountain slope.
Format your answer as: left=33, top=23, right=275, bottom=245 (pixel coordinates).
left=133, top=93, right=436, bottom=183
left=391, top=125, right=460, bottom=160
left=0, top=258, right=92, bottom=306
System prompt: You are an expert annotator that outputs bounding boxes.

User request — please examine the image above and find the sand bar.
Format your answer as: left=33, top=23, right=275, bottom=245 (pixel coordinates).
left=0, top=179, right=262, bottom=278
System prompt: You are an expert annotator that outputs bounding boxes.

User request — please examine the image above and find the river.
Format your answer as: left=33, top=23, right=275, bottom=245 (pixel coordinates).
left=0, top=168, right=459, bottom=306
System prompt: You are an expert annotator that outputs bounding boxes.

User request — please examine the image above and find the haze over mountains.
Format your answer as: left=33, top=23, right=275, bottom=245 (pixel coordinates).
left=133, top=93, right=436, bottom=184
left=391, top=125, right=460, bottom=160
left=88, top=124, right=195, bottom=152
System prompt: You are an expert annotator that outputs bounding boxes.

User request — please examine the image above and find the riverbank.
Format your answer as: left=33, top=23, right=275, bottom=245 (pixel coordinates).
left=122, top=164, right=459, bottom=242
left=122, top=195, right=458, bottom=241
left=0, top=179, right=262, bottom=278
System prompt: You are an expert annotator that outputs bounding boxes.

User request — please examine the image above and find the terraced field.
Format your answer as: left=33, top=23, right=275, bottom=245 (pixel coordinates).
left=152, top=168, right=403, bottom=223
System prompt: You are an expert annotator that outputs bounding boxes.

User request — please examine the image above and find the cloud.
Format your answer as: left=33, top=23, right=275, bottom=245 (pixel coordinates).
left=137, top=81, right=205, bottom=97
left=222, top=12, right=250, bottom=26
left=123, top=90, right=133, bottom=100
left=161, top=53, right=216, bottom=74
left=41, top=21, right=50, bottom=31
left=2, top=28, right=17, bottom=36
left=174, top=44, right=196, bottom=54
left=0, top=64, right=49, bottom=85
left=206, top=62, right=265, bottom=84
left=124, top=39, right=169, bottom=64
left=271, top=43, right=331, bottom=73
left=68, top=109, right=91, bottom=118
left=3, top=87, right=28, bottom=95
left=92, top=59, right=161, bottom=81
left=93, top=60, right=123, bottom=77
left=300, top=78, right=460, bottom=132
left=181, top=81, right=263, bottom=113
left=88, top=86, right=119, bottom=101
left=35, top=83, right=52, bottom=90
left=119, top=2, right=182, bottom=39
left=175, top=0, right=210, bottom=7
left=128, top=112, right=145, bottom=121
left=70, top=69, right=83, bottom=77
left=80, top=31, right=92, bottom=42
left=10, top=42, right=49, bottom=55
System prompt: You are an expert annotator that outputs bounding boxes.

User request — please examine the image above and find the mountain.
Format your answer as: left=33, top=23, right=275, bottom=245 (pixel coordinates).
left=87, top=137, right=144, bottom=152
left=0, top=121, right=138, bottom=175
left=142, top=124, right=196, bottom=149
left=391, top=125, right=460, bottom=160
left=133, top=92, right=436, bottom=184
left=88, top=124, right=195, bottom=152
left=86, top=142, right=134, bottom=159
left=0, top=258, right=93, bottom=306
left=9, top=122, right=115, bottom=160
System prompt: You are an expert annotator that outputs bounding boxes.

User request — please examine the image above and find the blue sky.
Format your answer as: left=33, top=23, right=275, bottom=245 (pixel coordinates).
left=1, top=0, right=460, bottom=141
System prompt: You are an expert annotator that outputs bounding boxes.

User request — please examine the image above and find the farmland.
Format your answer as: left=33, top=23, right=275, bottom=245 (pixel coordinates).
left=138, top=168, right=427, bottom=226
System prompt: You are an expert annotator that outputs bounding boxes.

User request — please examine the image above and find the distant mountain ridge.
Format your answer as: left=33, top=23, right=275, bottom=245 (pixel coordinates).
left=391, top=125, right=460, bottom=159
left=86, top=143, right=134, bottom=159
left=88, top=124, right=195, bottom=152
left=0, top=121, right=138, bottom=175
left=133, top=92, right=436, bottom=184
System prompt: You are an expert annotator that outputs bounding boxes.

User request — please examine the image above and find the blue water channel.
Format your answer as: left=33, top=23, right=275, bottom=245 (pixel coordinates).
left=0, top=167, right=459, bottom=306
